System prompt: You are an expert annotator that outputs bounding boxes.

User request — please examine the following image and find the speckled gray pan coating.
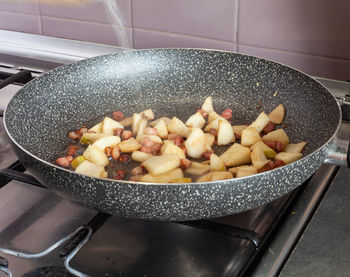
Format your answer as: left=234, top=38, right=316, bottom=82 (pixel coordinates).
left=4, top=49, right=341, bottom=221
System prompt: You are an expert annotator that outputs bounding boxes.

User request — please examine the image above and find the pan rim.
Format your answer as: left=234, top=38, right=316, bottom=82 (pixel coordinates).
left=3, top=48, right=342, bottom=186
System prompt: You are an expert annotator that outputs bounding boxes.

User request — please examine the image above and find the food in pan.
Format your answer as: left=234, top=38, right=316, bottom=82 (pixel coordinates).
left=55, top=97, right=307, bottom=183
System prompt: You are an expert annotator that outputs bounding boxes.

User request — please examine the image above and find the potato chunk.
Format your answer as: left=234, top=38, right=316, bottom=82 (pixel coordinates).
left=201, top=96, right=214, bottom=113
left=275, top=152, right=302, bottom=164
left=196, top=171, right=233, bottom=182
left=150, top=117, right=171, bottom=127
left=131, top=151, right=153, bottom=162
left=235, top=165, right=258, bottom=178
left=167, top=117, right=189, bottom=137
left=208, top=111, right=223, bottom=123
left=250, top=112, right=270, bottom=133
left=251, top=147, right=270, bottom=170
left=284, top=142, right=307, bottom=153
left=92, top=136, right=121, bottom=151
left=142, top=155, right=180, bottom=176
left=83, top=145, right=109, bottom=167
left=217, top=119, right=235, bottom=145
left=185, top=112, right=206, bottom=129
left=141, top=168, right=184, bottom=183
left=136, top=119, right=148, bottom=136
left=102, top=117, right=124, bottom=135
left=80, top=133, right=109, bottom=144
left=210, top=153, right=226, bottom=171
left=241, top=126, right=261, bottom=147
left=232, top=125, right=248, bottom=136
left=136, top=134, right=163, bottom=144
left=160, top=143, right=186, bottom=159
left=132, top=113, right=143, bottom=135
left=262, top=129, right=289, bottom=147
left=119, top=137, right=142, bottom=153
left=185, top=162, right=211, bottom=175
left=75, top=160, right=107, bottom=178
left=154, top=119, right=168, bottom=139
left=118, top=116, right=133, bottom=127
left=210, top=171, right=233, bottom=181
left=204, top=118, right=220, bottom=132
left=250, top=141, right=277, bottom=159
left=269, top=104, right=285, bottom=124
left=184, top=127, right=207, bottom=158
left=205, top=133, right=215, bottom=147
left=220, top=143, right=251, bottom=167
left=88, top=121, right=103, bottom=133
left=141, top=109, right=154, bottom=120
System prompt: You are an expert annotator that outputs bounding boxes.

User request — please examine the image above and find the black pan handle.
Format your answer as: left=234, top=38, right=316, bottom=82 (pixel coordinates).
left=0, top=168, right=45, bottom=188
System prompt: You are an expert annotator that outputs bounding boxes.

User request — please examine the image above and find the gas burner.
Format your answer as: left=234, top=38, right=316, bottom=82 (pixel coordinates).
left=23, top=267, right=74, bottom=277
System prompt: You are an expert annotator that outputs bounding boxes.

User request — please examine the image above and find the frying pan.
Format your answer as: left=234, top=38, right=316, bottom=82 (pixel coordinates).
left=3, top=49, right=347, bottom=221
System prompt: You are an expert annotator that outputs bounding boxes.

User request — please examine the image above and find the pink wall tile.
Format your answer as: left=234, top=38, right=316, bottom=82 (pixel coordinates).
left=0, top=0, right=39, bottom=14
left=39, top=0, right=131, bottom=27
left=238, top=0, right=350, bottom=60
left=0, top=11, right=40, bottom=34
left=134, top=28, right=236, bottom=51
left=41, top=17, right=132, bottom=47
left=238, top=44, right=350, bottom=81
left=132, top=0, right=236, bottom=42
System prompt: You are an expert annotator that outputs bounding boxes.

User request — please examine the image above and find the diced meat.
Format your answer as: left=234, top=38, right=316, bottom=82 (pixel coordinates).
left=67, top=145, right=79, bottom=156
left=113, top=110, right=124, bottom=121
left=140, top=146, right=152, bottom=154
left=68, top=131, right=79, bottom=140
left=114, top=169, right=126, bottom=180
left=202, top=151, right=212, bottom=160
left=258, top=160, right=285, bottom=173
left=266, top=141, right=285, bottom=152
left=114, top=128, right=124, bottom=137
left=111, top=145, right=120, bottom=160
left=55, top=156, right=73, bottom=168
left=262, top=122, right=275, bottom=134
left=141, top=137, right=161, bottom=154
left=220, top=108, right=233, bottom=120
left=274, top=160, right=285, bottom=168
left=151, top=143, right=161, bottom=154
left=174, top=136, right=184, bottom=146
left=121, top=130, right=132, bottom=140
left=66, top=156, right=74, bottom=163
left=141, top=137, right=154, bottom=147
left=119, top=154, right=130, bottom=163
left=105, top=146, right=112, bottom=157
left=75, top=126, right=87, bottom=136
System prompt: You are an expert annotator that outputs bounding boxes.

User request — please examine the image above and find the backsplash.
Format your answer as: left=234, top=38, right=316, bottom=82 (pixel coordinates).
left=0, top=0, right=349, bottom=80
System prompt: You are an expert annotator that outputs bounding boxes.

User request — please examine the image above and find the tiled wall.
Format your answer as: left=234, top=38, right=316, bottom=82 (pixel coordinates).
left=0, top=0, right=349, bottom=80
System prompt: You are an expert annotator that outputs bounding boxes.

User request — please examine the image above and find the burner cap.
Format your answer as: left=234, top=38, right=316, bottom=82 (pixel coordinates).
left=23, top=266, right=74, bottom=277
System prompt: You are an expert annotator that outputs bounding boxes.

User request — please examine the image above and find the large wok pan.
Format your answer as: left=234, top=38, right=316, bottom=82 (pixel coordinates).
left=3, top=49, right=346, bottom=221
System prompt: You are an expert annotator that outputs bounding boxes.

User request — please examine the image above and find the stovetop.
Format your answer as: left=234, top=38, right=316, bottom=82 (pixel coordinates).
left=0, top=31, right=348, bottom=277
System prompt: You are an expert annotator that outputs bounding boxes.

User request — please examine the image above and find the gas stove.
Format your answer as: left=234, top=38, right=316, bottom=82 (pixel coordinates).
left=0, top=31, right=349, bottom=277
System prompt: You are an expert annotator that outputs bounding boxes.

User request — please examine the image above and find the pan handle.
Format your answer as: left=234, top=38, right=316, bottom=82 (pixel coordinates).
left=325, top=138, right=350, bottom=167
